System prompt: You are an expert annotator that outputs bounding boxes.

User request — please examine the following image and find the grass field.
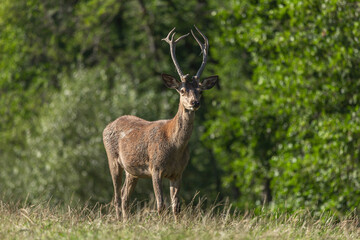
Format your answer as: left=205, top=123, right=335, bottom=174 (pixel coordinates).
left=1, top=198, right=360, bottom=240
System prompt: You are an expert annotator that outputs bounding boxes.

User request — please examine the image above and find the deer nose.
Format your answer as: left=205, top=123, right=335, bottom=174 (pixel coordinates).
left=191, top=100, right=200, bottom=108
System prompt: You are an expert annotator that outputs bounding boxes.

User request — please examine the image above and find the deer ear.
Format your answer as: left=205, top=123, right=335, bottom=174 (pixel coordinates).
left=162, top=74, right=180, bottom=89
left=200, top=75, right=218, bottom=90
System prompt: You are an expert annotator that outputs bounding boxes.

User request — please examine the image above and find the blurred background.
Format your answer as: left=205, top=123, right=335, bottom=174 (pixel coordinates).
left=1, top=0, right=360, bottom=214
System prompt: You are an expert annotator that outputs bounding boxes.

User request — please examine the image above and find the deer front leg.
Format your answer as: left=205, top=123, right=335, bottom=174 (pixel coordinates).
left=152, top=171, right=165, bottom=214
left=170, top=178, right=181, bottom=218
left=121, top=172, right=138, bottom=220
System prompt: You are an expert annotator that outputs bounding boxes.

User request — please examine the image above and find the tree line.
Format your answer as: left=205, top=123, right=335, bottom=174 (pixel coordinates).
left=1, top=0, right=359, bottom=214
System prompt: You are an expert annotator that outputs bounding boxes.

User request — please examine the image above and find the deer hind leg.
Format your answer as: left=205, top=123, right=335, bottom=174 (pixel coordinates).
left=152, top=171, right=165, bottom=215
left=121, top=172, right=138, bottom=219
left=103, top=128, right=123, bottom=219
left=170, top=177, right=181, bottom=219
left=106, top=153, right=123, bottom=220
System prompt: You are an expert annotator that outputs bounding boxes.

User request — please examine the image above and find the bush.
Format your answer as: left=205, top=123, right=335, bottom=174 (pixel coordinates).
left=205, top=0, right=360, bottom=212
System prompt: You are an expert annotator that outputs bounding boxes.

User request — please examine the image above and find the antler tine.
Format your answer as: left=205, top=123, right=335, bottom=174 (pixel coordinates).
left=190, top=30, right=202, bottom=49
left=162, top=28, right=190, bottom=82
left=175, top=32, right=190, bottom=43
left=162, top=27, right=176, bottom=42
left=191, top=25, right=209, bottom=82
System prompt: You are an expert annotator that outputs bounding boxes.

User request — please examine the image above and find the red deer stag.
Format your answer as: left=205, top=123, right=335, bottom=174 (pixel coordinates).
left=103, top=26, right=218, bottom=219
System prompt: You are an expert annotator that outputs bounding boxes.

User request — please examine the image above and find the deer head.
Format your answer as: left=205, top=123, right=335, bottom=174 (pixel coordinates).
left=162, top=26, right=218, bottom=111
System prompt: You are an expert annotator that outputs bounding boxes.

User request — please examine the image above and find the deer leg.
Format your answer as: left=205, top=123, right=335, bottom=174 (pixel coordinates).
left=170, top=178, right=181, bottom=218
left=111, top=163, right=123, bottom=220
left=106, top=153, right=123, bottom=220
left=152, top=172, right=165, bottom=214
left=121, top=172, right=138, bottom=219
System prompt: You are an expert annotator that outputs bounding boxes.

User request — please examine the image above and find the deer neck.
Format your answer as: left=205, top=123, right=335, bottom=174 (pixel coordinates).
left=166, top=103, right=195, bottom=148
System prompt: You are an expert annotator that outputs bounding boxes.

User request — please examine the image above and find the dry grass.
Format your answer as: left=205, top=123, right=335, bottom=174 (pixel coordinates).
left=1, top=197, right=360, bottom=240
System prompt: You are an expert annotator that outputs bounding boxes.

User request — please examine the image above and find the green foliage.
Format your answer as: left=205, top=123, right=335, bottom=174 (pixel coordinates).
left=2, top=0, right=360, bottom=215
left=23, top=69, right=113, bottom=203
left=0, top=0, right=220, bottom=204
left=205, top=0, right=360, bottom=212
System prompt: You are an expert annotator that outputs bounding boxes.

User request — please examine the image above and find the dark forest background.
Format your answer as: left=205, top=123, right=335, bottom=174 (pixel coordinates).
left=1, top=0, right=360, bottom=214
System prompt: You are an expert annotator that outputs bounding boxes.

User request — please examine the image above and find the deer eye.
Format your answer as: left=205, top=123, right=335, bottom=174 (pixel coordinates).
left=180, top=88, right=185, bottom=95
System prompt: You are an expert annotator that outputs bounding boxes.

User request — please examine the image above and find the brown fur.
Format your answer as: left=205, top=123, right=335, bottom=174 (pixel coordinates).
left=103, top=98, right=196, bottom=218
left=103, top=78, right=218, bottom=220
left=103, top=27, right=218, bottom=220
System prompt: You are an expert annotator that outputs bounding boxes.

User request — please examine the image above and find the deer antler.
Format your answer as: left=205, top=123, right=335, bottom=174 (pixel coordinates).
left=162, top=28, right=190, bottom=82
left=191, top=25, right=208, bottom=82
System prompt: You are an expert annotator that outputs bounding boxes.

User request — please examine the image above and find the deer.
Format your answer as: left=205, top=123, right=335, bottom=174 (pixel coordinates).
left=103, top=26, right=218, bottom=220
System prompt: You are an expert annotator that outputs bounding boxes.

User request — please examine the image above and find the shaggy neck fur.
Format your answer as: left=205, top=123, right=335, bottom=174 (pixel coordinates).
left=165, top=103, right=195, bottom=148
